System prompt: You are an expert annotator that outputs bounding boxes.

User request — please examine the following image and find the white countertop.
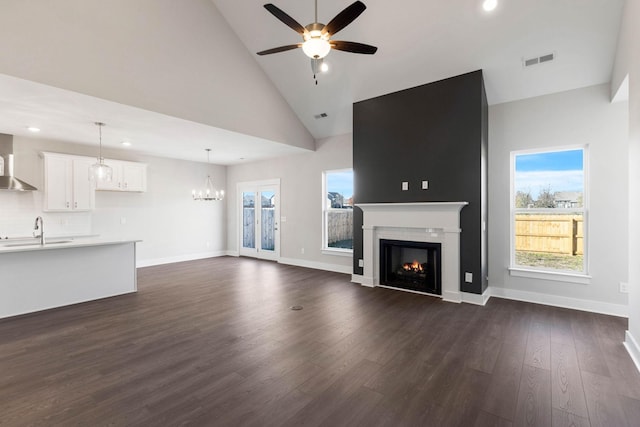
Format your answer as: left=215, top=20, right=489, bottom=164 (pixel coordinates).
left=0, top=237, right=141, bottom=254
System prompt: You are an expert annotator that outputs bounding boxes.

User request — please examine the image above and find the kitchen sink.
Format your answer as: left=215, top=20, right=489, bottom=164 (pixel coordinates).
left=2, top=240, right=73, bottom=248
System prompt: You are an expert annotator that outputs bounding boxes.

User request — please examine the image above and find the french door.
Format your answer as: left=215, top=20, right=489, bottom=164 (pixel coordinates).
left=238, top=179, right=280, bottom=261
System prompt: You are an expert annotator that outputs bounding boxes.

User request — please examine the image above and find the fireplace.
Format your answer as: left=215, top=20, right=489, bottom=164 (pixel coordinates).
left=380, top=239, right=442, bottom=295
left=353, top=202, right=467, bottom=303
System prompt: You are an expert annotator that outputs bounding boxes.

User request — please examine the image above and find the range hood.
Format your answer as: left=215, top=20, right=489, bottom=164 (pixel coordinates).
left=0, top=134, right=37, bottom=191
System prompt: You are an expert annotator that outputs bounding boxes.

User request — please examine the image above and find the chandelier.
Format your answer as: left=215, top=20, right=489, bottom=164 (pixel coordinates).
left=192, top=149, right=224, bottom=201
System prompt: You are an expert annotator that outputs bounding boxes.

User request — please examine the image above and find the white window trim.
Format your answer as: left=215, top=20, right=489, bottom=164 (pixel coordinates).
left=322, top=168, right=354, bottom=255
left=509, top=145, right=589, bottom=283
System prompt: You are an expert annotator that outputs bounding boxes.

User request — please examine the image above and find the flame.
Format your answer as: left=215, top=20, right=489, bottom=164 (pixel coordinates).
left=402, top=260, right=424, bottom=272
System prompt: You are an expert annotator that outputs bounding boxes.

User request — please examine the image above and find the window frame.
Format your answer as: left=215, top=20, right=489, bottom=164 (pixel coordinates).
left=322, top=168, right=354, bottom=256
left=508, top=145, right=591, bottom=284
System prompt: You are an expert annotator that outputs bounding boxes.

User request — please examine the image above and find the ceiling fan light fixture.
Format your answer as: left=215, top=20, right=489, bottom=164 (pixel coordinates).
left=302, top=37, right=331, bottom=59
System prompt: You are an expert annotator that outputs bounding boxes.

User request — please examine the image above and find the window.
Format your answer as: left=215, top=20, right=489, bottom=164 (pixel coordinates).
left=323, top=169, right=354, bottom=255
left=510, top=146, right=588, bottom=279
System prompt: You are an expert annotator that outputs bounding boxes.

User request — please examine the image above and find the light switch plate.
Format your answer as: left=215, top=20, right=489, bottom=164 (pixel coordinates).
left=358, top=259, right=364, bottom=267
left=422, top=180, right=429, bottom=190
left=620, top=282, right=629, bottom=293
left=402, top=182, right=409, bottom=191
left=465, top=272, right=473, bottom=283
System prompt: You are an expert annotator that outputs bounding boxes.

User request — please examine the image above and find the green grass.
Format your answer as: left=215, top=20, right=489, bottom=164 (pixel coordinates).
left=516, top=251, right=584, bottom=272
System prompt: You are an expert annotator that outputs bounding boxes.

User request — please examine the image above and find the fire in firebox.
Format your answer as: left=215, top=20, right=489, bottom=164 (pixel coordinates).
left=402, top=260, right=426, bottom=273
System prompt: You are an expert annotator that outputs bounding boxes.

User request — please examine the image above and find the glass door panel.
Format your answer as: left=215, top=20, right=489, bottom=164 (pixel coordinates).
left=238, top=181, right=280, bottom=260
left=242, top=192, right=255, bottom=250
left=260, top=190, right=275, bottom=252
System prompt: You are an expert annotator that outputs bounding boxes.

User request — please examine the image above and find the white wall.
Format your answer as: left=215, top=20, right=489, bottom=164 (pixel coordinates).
left=1, top=136, right=226, bottom=266
left=0, top=0, right=313, bottom=151
left=226, top=134, right=353, bottom=274
left=488, top=84, right=629, bottom=316
left=613, top=0, right=640, bottom=368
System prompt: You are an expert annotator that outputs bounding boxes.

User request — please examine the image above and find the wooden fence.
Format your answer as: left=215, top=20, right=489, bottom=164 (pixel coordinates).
left=327, top=209, right=353, bottom=245
left=243, top=207, right=275, bottom=250
left=515, top=214, right=583, bottom=255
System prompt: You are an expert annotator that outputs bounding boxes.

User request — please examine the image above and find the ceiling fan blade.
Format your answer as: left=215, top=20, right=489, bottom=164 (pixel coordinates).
left=256, top=44, right=302, bottom=55
left=331, top=40, right=377, bottom=54
left=322, top=1, right=366, bottom=36
left=263, top=4, right=306, bottom=35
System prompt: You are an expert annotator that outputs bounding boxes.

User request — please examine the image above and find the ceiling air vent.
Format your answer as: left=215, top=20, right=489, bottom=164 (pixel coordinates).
left=314, top=113, right=328, bottom=119
left=523, top=52, right=555, bottom=68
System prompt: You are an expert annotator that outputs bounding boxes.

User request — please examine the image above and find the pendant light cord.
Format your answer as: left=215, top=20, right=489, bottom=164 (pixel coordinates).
left=314, top=0, right=318, bottom=23
left=95, top=122, right=105, bottom=163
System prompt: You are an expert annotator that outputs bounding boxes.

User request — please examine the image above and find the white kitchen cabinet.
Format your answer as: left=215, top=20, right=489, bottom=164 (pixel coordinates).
left=42, top=152, right=95, bottom=212
left=95, top=160, right=147, bottom=192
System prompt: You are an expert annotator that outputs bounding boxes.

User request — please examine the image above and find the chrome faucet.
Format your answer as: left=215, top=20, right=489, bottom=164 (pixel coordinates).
left=33, top=216, right=45, bottom=245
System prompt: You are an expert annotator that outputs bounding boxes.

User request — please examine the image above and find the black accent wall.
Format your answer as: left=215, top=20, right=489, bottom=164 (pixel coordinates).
left=353, top=70, right=488, bottom=294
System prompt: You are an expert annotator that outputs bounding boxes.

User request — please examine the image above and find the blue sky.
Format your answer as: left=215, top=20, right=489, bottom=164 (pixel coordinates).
left=327, top=170, right=354, bottom=198
left=515, top=149, right=583, bottom=198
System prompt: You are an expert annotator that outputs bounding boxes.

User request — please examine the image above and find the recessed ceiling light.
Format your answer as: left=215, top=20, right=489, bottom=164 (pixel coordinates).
left=27, top=126, right=40, bottom=132
left=121, top=141, right=132, bottom=147
left=483, top=0, right=497, bottom=11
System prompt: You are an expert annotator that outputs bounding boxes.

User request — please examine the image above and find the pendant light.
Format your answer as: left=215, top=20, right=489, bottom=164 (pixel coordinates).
left=192, top=149, right=224, bottom=201
left=89, top=122, right=113, bottom=182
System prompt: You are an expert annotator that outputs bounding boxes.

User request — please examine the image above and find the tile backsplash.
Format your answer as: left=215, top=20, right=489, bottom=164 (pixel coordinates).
left=0, top=191, right=91, bottom=238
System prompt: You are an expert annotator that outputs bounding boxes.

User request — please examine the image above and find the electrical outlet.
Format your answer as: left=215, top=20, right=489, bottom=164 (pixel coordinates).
left=358, top=259, right=364, bottom=268
left=620, top=282, right=629, bottom=293
left=465, top=272, right=473, bottom=283
left=120, top=217, right=126, bottom=225
left=301, top=247, right=305, bottom=254
left=401, top=181, right=409, bottom=191
left=206, top=241, right=210, bottom=248
left=422, top=180, right=429, bottom=190
left=281, top=216, right=287, bottom=222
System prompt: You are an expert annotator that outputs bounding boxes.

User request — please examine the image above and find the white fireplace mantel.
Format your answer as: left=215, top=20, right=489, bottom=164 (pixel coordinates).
left=353, top=202, right=468, bottom=303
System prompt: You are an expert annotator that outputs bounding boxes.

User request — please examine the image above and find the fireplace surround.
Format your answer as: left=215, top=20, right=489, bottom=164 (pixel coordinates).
left=353, top=202, right=467, bottom=303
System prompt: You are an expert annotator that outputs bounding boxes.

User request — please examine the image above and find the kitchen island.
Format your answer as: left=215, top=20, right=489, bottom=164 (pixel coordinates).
left=0, top=238, right=139, bottom=319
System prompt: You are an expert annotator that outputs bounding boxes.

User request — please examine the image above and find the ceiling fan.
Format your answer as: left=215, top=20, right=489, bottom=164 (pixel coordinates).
left=257, top=0, right=377, bottom=83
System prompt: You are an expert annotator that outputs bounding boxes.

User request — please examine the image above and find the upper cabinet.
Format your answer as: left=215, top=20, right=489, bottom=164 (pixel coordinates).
left=95, top=159, right=147, bottom=192
left=42, top=152, right=95, bottom=212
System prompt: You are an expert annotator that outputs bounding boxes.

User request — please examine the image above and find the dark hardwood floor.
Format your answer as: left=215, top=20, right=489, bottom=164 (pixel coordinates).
left=1, top=257, right=639, bottom=426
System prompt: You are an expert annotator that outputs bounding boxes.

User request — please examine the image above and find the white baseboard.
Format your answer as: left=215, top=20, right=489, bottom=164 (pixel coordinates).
left=351, top=274, right=374, bottom=287
left=490, top=286, right=628, bottom=318
left=137, top=251, right=228, bottom=268
left=625, top=330, right=640, bottom=373
left=462, top=289, right=491, bottom=306
left=278, top=257, right=352, bottom=275
left=226, top=250, right=239, bottom=257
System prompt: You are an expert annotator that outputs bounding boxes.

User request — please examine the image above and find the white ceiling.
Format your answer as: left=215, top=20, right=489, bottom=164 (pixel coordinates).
left=214, top=0, right=625, bottom=138
left=0, top=74, right=308, bottom=165
left=0, top=0, right=626, bottom=163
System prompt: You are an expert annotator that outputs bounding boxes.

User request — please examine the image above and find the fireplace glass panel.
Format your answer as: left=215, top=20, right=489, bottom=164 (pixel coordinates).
left=380, top=239, right=441, bottom=295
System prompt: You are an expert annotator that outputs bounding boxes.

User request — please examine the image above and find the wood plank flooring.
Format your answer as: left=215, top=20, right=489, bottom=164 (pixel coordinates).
left=1, top=256, right=639, bottom=426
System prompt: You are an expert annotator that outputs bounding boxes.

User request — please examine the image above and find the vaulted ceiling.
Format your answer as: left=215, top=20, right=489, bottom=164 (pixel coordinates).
left=215, top=0, right=625, bottom=138
left=0, top=0, right=626, bottom=164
